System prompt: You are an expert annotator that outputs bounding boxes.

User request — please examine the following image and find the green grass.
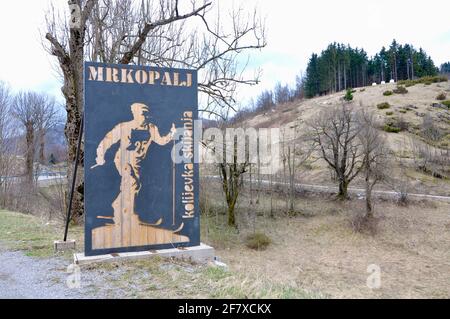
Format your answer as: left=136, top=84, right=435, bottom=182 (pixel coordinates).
left=442, top=100, right=450, bottom=108
left=0, top=210, right=82, bottom=258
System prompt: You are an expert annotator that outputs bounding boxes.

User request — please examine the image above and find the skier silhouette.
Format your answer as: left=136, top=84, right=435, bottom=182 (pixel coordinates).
left=90, top=103, right=189, bottom=249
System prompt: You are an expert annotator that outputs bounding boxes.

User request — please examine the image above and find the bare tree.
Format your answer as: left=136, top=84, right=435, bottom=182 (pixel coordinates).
left=273, top=82, right=293, bottom=105
left=410, top=137, right=449, bottom=179
left=280, top=123, right=312, bottom=214
left=44, top=0, right=266, bottom=219
left=255, top=89, right=275, bottom=112
left=387, top=153, right=411, bottom=206
left=11, top=92, right=43, bottom=184
left=0, top=82, right=13, bottom=200
left=357, top=110, right=388, bottom=217
left=218, top=135, right=250, bottom=228
left=35, top=97, right=61, bottom=165
left=421, top=113, right=444, bottom=143
left=309, top=104, right=363, bottom=199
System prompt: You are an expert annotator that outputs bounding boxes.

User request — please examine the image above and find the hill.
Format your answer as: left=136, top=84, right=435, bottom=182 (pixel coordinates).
left=237, top=79, right=450, bottom=197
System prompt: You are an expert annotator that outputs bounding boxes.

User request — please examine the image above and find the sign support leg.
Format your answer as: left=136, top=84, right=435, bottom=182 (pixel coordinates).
left=63, top=117, right=84, bottom=242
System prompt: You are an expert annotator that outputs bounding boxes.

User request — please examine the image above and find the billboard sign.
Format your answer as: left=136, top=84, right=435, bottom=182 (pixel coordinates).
left=84, top=62, right=199, bottom=256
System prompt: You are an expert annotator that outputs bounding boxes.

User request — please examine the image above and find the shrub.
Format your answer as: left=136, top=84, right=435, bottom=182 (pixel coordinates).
left=399, top=109, right=407, bottom=114
left=245, top=232, right=271, bottom=251
left=377, top=102, right=391, bottom=109
left=386, top=111, right=394, bottom=116
left=383, top=90, right=393, bottom=96
left=351, top=214, right=378, bottom=235
left=442, top=100, right=450, bottom=108
left=383, top=124, right=401, bottom=133
left=360, top=88, right=366, bottom=92
left=344, top=88, right=353, bottom=101
left=393, top=86, right=408, bottom=94
left=436, top=93, right=447, bottom=100
left=398, top=75, right=448, bottom=87
left=396, top=116, right=409, bottom=131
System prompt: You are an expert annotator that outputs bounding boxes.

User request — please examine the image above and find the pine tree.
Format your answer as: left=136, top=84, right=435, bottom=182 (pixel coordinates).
left=304, top=41, right=439, bottom=99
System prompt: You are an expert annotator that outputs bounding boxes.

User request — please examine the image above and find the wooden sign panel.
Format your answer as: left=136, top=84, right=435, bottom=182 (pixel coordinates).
left=84, top=62, right=199, bottom=256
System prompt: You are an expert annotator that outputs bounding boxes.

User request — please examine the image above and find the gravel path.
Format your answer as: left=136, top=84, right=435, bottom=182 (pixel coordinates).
left=0, top=246, right=121, bottom=299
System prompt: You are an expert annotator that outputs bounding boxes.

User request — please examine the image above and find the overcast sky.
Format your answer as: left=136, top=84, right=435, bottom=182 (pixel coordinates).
left=0, top=0, right=449, bottom=106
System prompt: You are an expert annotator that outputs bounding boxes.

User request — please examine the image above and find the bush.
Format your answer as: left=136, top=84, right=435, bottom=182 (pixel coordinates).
left=436, top=93, right=447, bottom=100
left=386, top=111, right=394, bottom=116
left=245, top=232, right=271, bottom=251
left=360, top=88, right=366, bottom=92
left=399, top=109, right=407, bottom=114
left=397, top=116, right=409, bottom=131
left=383, top=116, right=408, bottom=133
left=393, top=86, right=408, bottom=94
left=383, top=124, right=401, bottom=133
left=351, top=214, right=378, bottom=235
left=377, top=102, right=391, bottom=109
left=344, top=88, right=353, bottom=101
left=383, top=90, right=393, bottom=96
left=398, top=75, right=448, bottom=87
left=442, top=100, right=450, bottom=108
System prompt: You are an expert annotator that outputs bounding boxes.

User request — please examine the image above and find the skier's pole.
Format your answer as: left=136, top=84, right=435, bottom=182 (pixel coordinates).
left=173, top=139, right=176, bottom=226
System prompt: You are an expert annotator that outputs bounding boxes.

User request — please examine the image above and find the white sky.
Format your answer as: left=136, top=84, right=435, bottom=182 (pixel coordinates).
left=0, top=0, right=449, bottom=106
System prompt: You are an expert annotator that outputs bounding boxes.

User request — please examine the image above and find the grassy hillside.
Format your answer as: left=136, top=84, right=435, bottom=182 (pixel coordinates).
left=237, top=79, right=450, bottom=196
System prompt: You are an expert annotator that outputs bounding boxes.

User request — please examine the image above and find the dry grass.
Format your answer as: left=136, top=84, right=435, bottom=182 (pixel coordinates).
left=201, top=182, right=450, bottom=299
left=237, top=81, right=450, bottom=195
left=1, top=178, right=449, bottom=298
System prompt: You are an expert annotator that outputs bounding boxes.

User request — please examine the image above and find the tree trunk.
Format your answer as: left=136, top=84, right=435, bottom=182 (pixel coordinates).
left=25, top=122, right=34, bottom=184
left=39, top=131, right=45, bottom=164
left=338, top=179, right=349, bottom=200
left=63, top=83, right=84, bottom=222
left=366, top=191, right=373, bottom=217
left=344, top=62, right=347, bottom=89
left=45, top=1, right=94, bottom=223
left=62, top=24, right=86, bottom=222
left=365, top=169, right=373, bottom=217
left=269, top=170, right=274, bottom=218
left=227, top=199, right=236, bottom=227
left=288, top=147, right=295, bottom=213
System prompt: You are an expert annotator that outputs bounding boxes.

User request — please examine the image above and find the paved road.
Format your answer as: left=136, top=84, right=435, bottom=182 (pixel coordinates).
left=203, top=176, right=450, bottom=202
